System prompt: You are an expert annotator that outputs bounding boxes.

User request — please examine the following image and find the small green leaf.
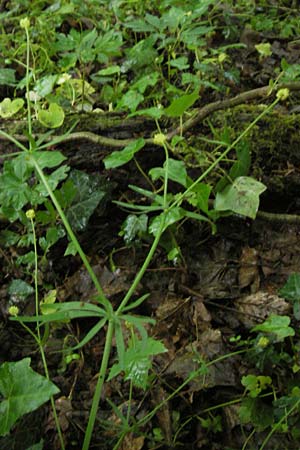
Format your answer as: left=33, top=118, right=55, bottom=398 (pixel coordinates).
left=117, top=90, right=144, bottom=112
left=64, top=241, right=77, bottom=256
left=149, top=158, right=187, bottom=187
left=104, top=138, right=145, bottom=169
left=0, top=98, right=24, bottom=118
left=149, top=208, right=185, bottom=236
left=164, top=90, right=199, bottom=117
left=0, top=358, right=59, bottom=436
left=279, top=273, right=300, bottom=320
left=0, top=68, right=16, bottom=86
left=242, top=374, right=272, bottom=398
left=128, top=107, right=163, bottom=119
left=252, top=315, right=295, bottom=341
left=34, top=75, right=58, bottom=98
left=38, top=103, right=65, bottom=128
left=279, top=273, right=300, bottom=302
left=8, top=279, right=34, bottom=303
left=32, top=151, right=67, bottom=169
left=215, top=176, right=266, bottom=219
left=108, top=337, right=167, bottom=389
left=120, top=214, right=148, bottom=244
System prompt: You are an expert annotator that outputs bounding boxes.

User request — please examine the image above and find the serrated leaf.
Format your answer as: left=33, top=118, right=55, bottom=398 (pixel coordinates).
left=104, top=138, right=145, bottom=169
left=108, top=337, right=167, bottom=389
left=0, top=98, right=24, bottom=118
left=0, top=358, right=59, bottom=436
left=215, top=176, right=266, bottom=219
left=38, top=103, right=65, bottom=128
left=186, top=182, right=211, bottom=213
left=164, top=90, right=199, bottom=117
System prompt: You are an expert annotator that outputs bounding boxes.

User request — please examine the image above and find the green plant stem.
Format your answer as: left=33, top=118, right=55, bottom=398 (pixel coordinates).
left=116, top=207, right=166, bottom=314
left=242, top=428, right=256, bottom=450
left=28, top=215, right=65, bottom=450
left=24, top=25, right=32, bottom=141
left=170, top=97, right=280, bottom=210
left=31, top=157, right=111, bottom=313
left=259, top=397, right=300, bottom=450
left=0, top=130, right=29, bottom=152
left=82, top=319, right=115, bottom=450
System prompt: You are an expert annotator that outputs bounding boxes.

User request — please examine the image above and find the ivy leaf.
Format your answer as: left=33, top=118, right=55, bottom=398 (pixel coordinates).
left=0, top=358, right=59, bottom=436
left=0, top=98, right=24, bottom=118
left=120, top=214, right=148, bottom=244
left=251, top=315, right=295, bottom=341
left=104, top=138, right=145, bottom=169
left=38, top=103, right=65, bottom=128
left=65, top=170, right=109, bottom=231
left=279, top=273, right=300, bottom=320
left=164, top=90, right=199, bottom=117
left=214, top=176, right=266, bottom=219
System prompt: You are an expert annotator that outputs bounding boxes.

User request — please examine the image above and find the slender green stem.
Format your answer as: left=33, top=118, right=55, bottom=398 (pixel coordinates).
left=82, top=320, right=115, bottom=450
left=259, top=397, right=300, bottom=450
left=0, top=130, right=29, bottom=152
left=24, top=26, right=32, bottom=142
left=116, top=209, right=166, bottom=314
left=170, top=98, right=280, bottom=210
left=31, top=157, right=111, bottom=313
left=242, top=428, right=256, bottom=450
left=28, top=214, right=65, bottom=450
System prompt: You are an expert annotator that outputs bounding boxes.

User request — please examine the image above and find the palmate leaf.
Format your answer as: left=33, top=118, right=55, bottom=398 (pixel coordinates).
left=65, top=170, right=110, bottom=231
left=0, top=358, right=59, bottom=436
left=108, top=337, right=167, bottom=389
left=215, top=176, right=266, bottom=219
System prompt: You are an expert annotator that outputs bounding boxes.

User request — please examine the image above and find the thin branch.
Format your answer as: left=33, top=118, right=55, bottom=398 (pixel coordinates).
left=1, top=82, right=300, bottom=149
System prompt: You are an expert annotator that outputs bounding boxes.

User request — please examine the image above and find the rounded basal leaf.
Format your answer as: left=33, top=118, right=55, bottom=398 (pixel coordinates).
left=37, top=103, right=65, bottom=128
left=0, top=98, right=24, bottom=118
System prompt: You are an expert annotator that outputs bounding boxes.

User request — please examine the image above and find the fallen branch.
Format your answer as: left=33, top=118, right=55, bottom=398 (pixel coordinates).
left=0, top=82, right=300, bottom=149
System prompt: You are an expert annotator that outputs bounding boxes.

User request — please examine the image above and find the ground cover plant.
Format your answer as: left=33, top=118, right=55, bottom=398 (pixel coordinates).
left=1, top=1, right=300, bottom=449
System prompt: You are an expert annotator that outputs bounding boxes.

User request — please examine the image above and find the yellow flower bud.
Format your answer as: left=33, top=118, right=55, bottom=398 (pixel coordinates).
left=276, top=88, right=289, bottom=101
left=26, top=209, right=35, bottom=220
left=8, top=305, right=19, bottom=316
left=153, top=133, right=167, bottom=146
left=20, top=17, right=30, bottom=29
